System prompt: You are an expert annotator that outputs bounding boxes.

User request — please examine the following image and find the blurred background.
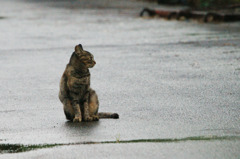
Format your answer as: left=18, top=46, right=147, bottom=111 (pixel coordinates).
left=0, top=0, right=239, bottom=158
left=154, top=0, right=240, bottom=9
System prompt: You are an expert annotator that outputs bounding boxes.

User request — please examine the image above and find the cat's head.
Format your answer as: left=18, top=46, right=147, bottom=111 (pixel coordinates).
left=74, top=44, right=96, bottom=68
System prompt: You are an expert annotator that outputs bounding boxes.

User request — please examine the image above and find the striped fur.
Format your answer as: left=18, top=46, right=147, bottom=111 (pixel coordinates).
left=59, top=44, right=119, bottom=122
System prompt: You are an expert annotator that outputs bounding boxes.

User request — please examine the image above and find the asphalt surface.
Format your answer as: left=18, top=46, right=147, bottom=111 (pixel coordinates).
left=0, top=0, right=240, bottom=158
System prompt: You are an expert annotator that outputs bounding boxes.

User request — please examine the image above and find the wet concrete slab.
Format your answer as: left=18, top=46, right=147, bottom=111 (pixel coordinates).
left=1, top=141, right=240, bottom=159
left=0, top=0, right=240, bottom=158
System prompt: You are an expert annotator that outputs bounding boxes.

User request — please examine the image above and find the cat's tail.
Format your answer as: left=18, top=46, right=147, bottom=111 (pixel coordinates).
left=98, top=112, right=119, bottom=119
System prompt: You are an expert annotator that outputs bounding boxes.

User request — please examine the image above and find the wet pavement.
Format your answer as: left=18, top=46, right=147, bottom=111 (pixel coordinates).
left=0, top=0, right=240, bottom=158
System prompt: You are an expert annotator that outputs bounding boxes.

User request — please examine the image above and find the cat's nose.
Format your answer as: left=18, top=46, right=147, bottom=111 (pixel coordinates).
left=93, top=61, right=96, bottom=64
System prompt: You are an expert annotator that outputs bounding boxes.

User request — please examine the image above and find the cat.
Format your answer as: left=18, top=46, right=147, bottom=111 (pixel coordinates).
left=59, top=44, right=119, bottom=122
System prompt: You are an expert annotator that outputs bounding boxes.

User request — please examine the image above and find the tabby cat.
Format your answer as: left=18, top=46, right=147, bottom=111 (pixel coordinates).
left=59, top=44, right=119, bottom=122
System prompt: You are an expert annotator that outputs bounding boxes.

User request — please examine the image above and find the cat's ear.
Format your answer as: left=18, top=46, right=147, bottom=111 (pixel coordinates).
left=75, top=44, right=84, bottom=55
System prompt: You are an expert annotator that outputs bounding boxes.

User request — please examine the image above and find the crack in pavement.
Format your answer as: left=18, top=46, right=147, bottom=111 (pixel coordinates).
left=1, top=135, right=240, bottom=154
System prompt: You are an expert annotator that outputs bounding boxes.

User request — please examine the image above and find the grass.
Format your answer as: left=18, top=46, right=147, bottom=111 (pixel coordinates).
left=0, top=144, right=62, bottom=154
left=1, top=135, right=239, bottom=154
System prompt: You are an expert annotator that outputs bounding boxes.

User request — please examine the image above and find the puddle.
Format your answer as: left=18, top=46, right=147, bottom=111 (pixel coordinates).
left=1, top=135, right=239, bottom=154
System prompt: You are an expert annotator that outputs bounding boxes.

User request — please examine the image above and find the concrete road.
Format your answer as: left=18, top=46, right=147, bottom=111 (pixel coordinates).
left=0, top=0, right=239, bottom=158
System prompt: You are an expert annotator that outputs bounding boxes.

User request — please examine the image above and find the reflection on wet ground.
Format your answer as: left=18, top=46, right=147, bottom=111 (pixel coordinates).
left=64, top=121, right=101, bottom=134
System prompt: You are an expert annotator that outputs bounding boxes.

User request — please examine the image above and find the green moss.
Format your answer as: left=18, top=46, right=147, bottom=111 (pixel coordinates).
left=101, top=135, right=240, bottom=144
left=0, top=144, right=62, bottom=154
left=1, top=136, right=239, bottom=154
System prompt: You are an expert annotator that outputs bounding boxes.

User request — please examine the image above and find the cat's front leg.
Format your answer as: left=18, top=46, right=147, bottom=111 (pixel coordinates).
left=83, top=92, right=93, bottom=122
left=83, top=104, right=93, bottom=121
left=72, top=100, right=82, bottom=122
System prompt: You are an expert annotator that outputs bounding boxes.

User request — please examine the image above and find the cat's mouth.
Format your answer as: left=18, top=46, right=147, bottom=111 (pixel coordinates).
left=88, top=61, right=96, bottom=68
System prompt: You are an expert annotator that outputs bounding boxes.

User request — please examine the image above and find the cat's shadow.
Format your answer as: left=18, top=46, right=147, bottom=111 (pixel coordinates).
left=64, top=121, right=100, bottom=135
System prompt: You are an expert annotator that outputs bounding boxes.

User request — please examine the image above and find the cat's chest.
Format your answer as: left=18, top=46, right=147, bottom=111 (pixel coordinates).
left=77, top=85, right=89, bottom=98
left=72, top=76, right=90, bottom=99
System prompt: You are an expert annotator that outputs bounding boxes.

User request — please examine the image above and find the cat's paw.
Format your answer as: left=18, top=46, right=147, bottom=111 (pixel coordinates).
left=92, top=115, right=99, bottom=121
left=84, top=116, right=93, bottom=122
left=73, top=116, right=82, bottom=122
